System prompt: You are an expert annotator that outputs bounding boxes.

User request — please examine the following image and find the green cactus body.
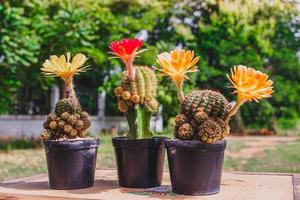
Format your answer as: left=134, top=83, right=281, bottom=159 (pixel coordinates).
left=121, top=66, right=157, bottom=104
left=176, top=89, right=230, bottom=143
left=181, top=90, right=230, bottom=120
left=116, top=66, right=158, bottom=139
left=55, top=98, right=82, bottom=116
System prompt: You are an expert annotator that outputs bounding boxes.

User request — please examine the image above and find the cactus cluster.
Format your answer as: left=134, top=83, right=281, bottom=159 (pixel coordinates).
left=156, top=49, right=273, bottom=144
left=40, top=98, right=91, bottom=140
left=174, top=90, right=231, bottom=144
left=115, top=66, right=158, bottom=113
left=40, top=53, right=92, bottom=141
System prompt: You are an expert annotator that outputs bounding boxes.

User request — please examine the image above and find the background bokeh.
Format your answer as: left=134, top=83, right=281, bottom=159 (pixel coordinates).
left=1, top=0, right=300, bottom=134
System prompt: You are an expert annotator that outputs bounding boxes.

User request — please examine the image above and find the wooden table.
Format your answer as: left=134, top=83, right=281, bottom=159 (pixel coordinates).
left=0, top=169, right=298, bottom=200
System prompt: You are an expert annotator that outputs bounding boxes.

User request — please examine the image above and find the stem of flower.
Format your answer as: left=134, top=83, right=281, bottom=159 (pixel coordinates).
left=226, top=98, right=246, bottom=122
left=126, top=61, right=135, bottom=81
left=175, top=79, right=185, bottom=102
left=64, top=78, right=77, bottom=102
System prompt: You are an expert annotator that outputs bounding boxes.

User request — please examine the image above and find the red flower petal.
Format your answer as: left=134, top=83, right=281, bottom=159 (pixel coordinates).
left=109, top=38, right=143, bottom=62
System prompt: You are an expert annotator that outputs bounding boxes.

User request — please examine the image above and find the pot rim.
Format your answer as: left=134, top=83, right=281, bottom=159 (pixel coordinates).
left=43, top=137, right=100, bottom=151
left=112, top=136, right=168, bottom=149
left=164, top=139, right=226, bottom=151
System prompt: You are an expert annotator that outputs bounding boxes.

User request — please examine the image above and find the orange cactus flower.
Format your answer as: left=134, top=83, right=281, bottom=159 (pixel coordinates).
left=226, top=65, right=274, bottom=120
left=228, top=65, right=273, bottom=102
left=41, top=53, right=89, bottom=84
left=156, top=49, right=199, bottom=101
left=109, top=38, right=145, bottom=80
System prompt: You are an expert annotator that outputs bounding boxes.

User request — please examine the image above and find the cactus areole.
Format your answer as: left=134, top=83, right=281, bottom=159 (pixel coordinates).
left=156, top=50, right=274, bottom=144
left=110, top=38, right=158, bottom=139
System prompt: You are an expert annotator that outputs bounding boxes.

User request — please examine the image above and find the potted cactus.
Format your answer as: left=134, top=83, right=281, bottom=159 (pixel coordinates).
left=109, top=38, right=165, bottom=188
left=40, top=53, right=100, bottom=190
left=156, top=49, right=274, bottom=195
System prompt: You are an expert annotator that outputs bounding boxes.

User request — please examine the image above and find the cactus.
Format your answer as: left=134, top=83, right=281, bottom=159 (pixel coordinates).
left=42, top=93, right=88, bottom=140
left=156, top=49, right=274, bottom=144
left=181, top=90, right=230, bottom=120
left=109, top=38, right=158, bottom=139
left=40, top=53, right=92, bottom=141
left=114, top=66, right=158, bottom=139
left=41, top=102, right=92, bottom=140
left=117, top=66, right=158, bottom=112
left=55, top=98, right=82, bottom=116
left=174, top=89, right=231, bottom=143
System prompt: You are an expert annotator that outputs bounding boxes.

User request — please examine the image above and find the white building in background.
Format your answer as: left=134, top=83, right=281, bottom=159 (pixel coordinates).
left=0, top=86, right=163, bottom=138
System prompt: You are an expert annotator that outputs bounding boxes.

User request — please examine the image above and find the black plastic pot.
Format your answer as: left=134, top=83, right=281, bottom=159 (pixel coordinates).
left=165, top=139, right=226, bottom=195
left=112, top=137, right=165, bottom=188
left=43, top=138, right=100, bottom=190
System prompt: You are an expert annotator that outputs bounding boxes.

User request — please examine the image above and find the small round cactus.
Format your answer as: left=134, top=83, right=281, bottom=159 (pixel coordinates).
left=175, top=114, right=187, bottom=126
left=40, top=129, right=53, bottom=140
left=49, top=121, right=57, bottom=130
left=198, top=118, right=224, bottom=144
left=67, top=115, right=77, bottom=125
left=174, top=89, right=230, bottom=143
left=75, top=120, right=84, bottom=130
left=58, top=120, right=66, bottom=129
left=55, top=98, right=76, bottom=116
left=47, top=113, right=57, bottom=121
left=181, top=90, right=230, bottom=120
left=176, top=123, right=194, bottom=140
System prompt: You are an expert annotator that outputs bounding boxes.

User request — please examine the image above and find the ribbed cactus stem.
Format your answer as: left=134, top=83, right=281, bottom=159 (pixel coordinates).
left=125, top=108, right=138, bottom=139
left=136, top=105, right=152, bottom=138
left=115, top=66, right=158, bottom=139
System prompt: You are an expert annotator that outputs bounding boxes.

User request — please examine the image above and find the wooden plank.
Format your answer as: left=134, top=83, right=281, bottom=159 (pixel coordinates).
left=0, top=193, right=77, bottom=200
left=0, top=170, right=295, bottom=200
left=293, top=174, right=300, bottom=200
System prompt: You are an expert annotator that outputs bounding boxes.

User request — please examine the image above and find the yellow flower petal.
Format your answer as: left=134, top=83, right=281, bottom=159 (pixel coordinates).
left=41, top=53, right=89, bottom=82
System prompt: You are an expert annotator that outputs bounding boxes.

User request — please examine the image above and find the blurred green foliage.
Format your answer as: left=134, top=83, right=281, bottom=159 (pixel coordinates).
left=0, top=0, right=299, bottom=131
left=0, top=138, right=39, bottom=151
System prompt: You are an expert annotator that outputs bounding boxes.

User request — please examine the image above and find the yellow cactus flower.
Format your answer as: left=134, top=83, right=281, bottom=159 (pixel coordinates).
left=41, top=53, right=89, bottom=84
left=226, top=65, right=273, bottom=119
left=156, top=49, right=199, bottom=101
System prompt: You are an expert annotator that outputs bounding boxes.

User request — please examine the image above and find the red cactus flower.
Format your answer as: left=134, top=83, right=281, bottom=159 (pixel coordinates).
left=109, top=38, right=144, bottom=80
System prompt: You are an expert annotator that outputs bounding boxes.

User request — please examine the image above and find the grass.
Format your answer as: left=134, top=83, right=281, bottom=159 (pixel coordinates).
left=0, top=149, right=45, bottom=181
left=242, top=142, right=300, bottom=173
left=0, top=135, right=300, bottom=181
left=226, top=140, right=246, bottom=152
